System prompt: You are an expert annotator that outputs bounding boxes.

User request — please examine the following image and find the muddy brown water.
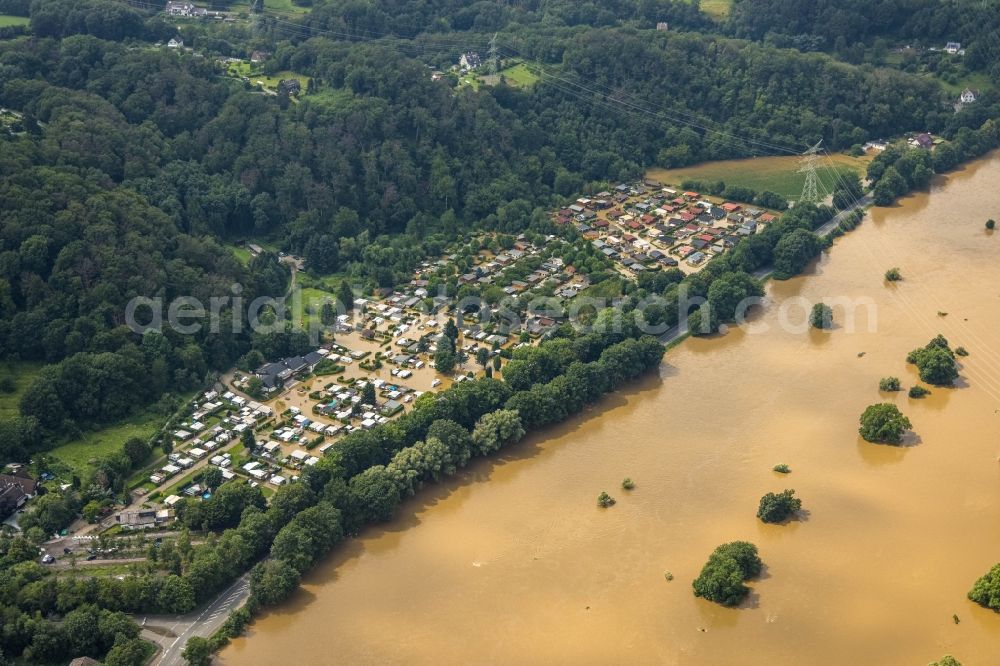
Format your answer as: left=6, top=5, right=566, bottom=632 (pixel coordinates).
left=223, top=155, right=1000, bottom=665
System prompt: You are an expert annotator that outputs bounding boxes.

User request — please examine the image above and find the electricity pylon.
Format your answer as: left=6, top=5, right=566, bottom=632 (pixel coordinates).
left=798, top=140, right=823, bottom=204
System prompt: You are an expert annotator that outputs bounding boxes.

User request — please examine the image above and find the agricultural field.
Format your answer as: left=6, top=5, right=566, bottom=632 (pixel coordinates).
left=647, top=152, right=872, bottom=201
left=0, top=14, right=29, bottom=26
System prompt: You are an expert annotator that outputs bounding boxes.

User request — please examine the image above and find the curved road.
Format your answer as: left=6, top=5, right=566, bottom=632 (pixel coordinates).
left=141, top=574, right=251, bottom=666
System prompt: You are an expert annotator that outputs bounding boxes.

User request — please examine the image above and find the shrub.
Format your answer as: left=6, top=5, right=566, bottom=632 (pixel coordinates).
left=597, top=491, right=616, bottom=508
left=859, top=403, right=912, bottom=444
left=987, top=219, right=996, bottom=230
left=908, top=386, right=930, bottom=398
left=621, top=478, right=635, bottom=490
left=878, top=377, right=901, bottom=392
left=885, top=267, right=902, bottom=281
left=955, top=346, right=969, bottom=357
left=929, top=656, right=961, bottom=666
left=756, top=489, right=802, bottom=523
left=772, top=464, right=790, bottom=474
left=692, top=541, right=762, bottom=606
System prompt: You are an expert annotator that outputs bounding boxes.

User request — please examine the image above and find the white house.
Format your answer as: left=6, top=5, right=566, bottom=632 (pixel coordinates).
left=459, top=52, right=482, bottom=71
left=167, top=38, right=184, bottom=49
left=960, top=88, right=977, bottom=105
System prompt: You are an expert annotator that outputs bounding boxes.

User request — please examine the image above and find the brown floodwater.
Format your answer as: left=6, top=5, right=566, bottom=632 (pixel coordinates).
left=223, top=154, right=1000, bottom=665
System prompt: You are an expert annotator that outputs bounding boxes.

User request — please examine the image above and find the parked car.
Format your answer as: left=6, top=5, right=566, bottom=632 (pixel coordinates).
left=86, top=554, right=97, bottom=561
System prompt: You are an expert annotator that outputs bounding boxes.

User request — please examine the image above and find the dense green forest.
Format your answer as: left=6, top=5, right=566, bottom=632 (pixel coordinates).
left=729, top=0, right=1000, bottom=66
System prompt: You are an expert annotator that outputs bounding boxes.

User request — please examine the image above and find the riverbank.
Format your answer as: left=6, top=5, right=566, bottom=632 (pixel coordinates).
left=221, top=155, right=1000, bottom=665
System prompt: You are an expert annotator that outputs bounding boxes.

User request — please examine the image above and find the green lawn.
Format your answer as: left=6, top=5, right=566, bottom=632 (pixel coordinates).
left=164, top=469, right=204, bottom=497
left=293, top=286, right=338, bottom=328
left=230, top=245, right=252, bottom=265
left=936, top=71, right=993, bottom=95
left=500, top=62, right=540, bottom=88
left=251, top=70, right=308, bottom=91
left=647, top=153, right=872, bottom=201
left=0, top=361, right=43, bottom=419
left=50, top=408, right=167, bottom=478
left=0, top=14, right=29, bottom=26
left=302, top=88, right=354, bottom=111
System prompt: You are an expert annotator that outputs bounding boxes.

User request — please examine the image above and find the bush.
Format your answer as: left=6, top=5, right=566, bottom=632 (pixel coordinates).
left=859, top=403, right=912, bottom=444
left=756, top=489, right=801, bottom=523
left=597, top=491, right=616, bottom=508
left=885, top=267, right=902, bottom=281
left=987, top=219, right=996, bottom=230
left=929, top=657, right=961, bottom=666
left=878, top=377, right=901, bottom=392
left=692, top=541, right=762, bottom=606
left=772, top=463, right=790, bottom=474
left=908, top=385, right=930, bottom=398
left=955, top=346, right=968, bottom=357
left=621, top=477, right=635, bottom=490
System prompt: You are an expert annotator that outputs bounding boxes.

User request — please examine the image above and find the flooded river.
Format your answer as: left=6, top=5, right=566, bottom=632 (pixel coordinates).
left=223, top=155, right=1000, bottom=665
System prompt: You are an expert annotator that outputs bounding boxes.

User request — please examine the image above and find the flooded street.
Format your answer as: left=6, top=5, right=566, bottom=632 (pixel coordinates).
left=223, top=155, right=1000, bottom=665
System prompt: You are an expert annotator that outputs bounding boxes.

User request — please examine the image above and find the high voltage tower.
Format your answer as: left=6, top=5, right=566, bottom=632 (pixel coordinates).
left=250, top=0, right=262, bottom=13
left=797, top=140, right=823, bottom=204
left=489, top=33, right=500, bottom=75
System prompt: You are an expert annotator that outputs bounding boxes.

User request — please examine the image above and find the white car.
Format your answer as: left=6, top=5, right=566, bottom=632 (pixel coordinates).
left=431, top=379, right=442, bottom=387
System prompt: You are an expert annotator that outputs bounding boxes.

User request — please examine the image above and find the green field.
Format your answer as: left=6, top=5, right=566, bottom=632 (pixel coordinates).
left=500, top=62, right=540, bottom=88
left=699, top=0, right=732, bottom=18
left=0, top=14, right=29, bottom=27
left=647, top=153, right=872, bottom=201
left=230, top=0, right=310, bottom=14
left=0, top=361, right=43, bottom=419
left=50, top=408, right=167, bottom=478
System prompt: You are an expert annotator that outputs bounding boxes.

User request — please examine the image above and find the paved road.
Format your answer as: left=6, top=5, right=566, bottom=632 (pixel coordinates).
left=142, top=573, right=251, bottom=666
left=658, top=195, right=872, bottom=347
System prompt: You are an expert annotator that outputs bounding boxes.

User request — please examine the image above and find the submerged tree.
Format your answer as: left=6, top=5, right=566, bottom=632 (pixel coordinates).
left=692, top=541, right=763, bottom=606
left=810, top=302, right=833, bottom=329
left=859, top=403, right=912, bottom=444
left=756, top=489, right=802, bottom=523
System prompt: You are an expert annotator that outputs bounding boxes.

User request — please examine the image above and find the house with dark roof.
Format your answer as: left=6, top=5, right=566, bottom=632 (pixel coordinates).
left=278, top=79, right=301, bottom=96
left=0, top=473, right=37, bottom=519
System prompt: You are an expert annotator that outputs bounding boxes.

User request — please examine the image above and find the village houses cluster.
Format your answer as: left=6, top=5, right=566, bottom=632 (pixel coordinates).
left=560, top=182, right=777, bottom=273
